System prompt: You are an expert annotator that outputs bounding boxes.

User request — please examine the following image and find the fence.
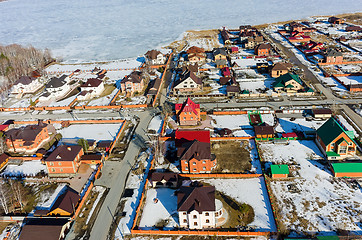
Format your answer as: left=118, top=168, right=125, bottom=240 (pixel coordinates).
left=0, top=104, right=147, bottom=112
left=130, top=229, right=271, bottom=236
left=14, top=119, right=125, bottom=125
left=179, top=173, right=262, bottom=178
left=109, top=121, right=127, bottom=153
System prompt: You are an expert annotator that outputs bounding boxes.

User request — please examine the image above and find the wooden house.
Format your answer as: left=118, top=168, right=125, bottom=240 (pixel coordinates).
left=271, top=164, right=289, bottom=178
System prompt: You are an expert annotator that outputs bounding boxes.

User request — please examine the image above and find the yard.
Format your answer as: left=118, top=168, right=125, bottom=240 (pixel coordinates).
left=259, top=140, right=362, bottom=234
left=211, top=141, right=251, bottom=173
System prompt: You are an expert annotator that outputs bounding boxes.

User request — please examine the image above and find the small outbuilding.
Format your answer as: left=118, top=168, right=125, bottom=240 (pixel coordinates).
left=312, top=108, right=332, bottom=119
left=271, top=164, right=289, bottom=178
left=331, top=162, right=362, bottom=178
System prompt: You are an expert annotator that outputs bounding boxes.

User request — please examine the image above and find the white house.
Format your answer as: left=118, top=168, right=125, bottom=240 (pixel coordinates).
left=11, top=76, right=44, bottom=95
left=78, top=78, right=105, bottom=101
left=145, top=50, right=166, bottom=65
left=39, top=75, right=75, bottom=102
left=173, top=70, right=202, bottom=95
left=177, top=183, right=224, bottom=229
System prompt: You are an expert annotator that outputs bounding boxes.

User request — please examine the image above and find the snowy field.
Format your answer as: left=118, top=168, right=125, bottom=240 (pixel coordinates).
left=210, top=114, right=250, bottom=130
left=337, top=75, right=362, bottom=85
left=2, top=160, right=47, bottom=177
left=59, top=123, right=122, bottom=141
left=148, top=115, right=163, bottom=134
left=259, top=140, right=362, bottom=233
left=139, top=188, right=178, bottom=229
left=204, top=178, right=277, bottom=231
left=1, top=0, right=360, bottom=62
left=275, top=118, right=326, bottom=133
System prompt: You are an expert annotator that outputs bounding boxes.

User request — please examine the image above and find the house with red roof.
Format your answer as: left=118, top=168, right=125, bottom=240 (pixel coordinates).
left=175, top=129, right=216, bottom=173
left=221, top=67, right=231, bottom=77
left=175, top=98, right=201, bottom=126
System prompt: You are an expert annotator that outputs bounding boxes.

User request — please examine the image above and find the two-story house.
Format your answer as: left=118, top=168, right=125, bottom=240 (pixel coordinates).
left=316, top=117, right=356, bottom=160
left=11, top=76, right=44, bottom=96
left=5, top=121, right=54, bottom=154
left=78, top=78, right=105, bottom=101
left=145, top=50, right=166, bottom=65
left=254, top=43, right=271, bottom=56
left=187, top=46, right=206, bottom=63
left=119, top=71, right=145, bottom=95
left=175, top=98, right=201, bottom=126
left=45, top=145, right=84, bottom=177
left=272, top=73, right=303, bottom=93
left=173, top=70, right=202, bottom=95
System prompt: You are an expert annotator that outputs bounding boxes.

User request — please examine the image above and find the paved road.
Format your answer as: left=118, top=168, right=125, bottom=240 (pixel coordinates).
left=88, top=110, right=155, bottom=240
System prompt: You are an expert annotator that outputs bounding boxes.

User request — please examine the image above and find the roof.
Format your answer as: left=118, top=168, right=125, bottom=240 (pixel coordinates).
left=273, top=73, right=302, bottom=89
left=151, top=172, right=178, bottom=183
left=325, top=48, right=343, bottom=57
left=0, top=153, right=9, bottom=165
left=282, top=132, right=298, bottom=138
left=81, top=154, right=103, bottom=161
left=316, top=117, right=353, bottom=146
left=256, top=43, right=271, bottom=50
left=145, top=49, right=162, bottom=60
left=271, top=164, right=289, bottom=175
left=5, top=121, right=48, bottom=142
left=19, top=218, right=70, bottom=240
left=187, top=46, right=205, bottom=54
left=45, top=145, right=83, bottom=162
left=174, top=70, right=202, bottom=87
left=213, top=48, right=227, bottom=56
left=147, top=77, right=161, bottom=95
left=120, top=71, right=143, bottom=84
left=177, top=140, right=211, bottom=161
left=46, top=75, right=68, bottom=88
left=97, top=140, right=113, bottom=148
left=215, top=59, right=227, bottom=66
left=332, top=162, right=362, bottom=173
left=14, top=76, right=36, bottom=86
left=226, top=85, right=240, bottom=93
left=219, top=76, right=231, bottom=85
left=312, top=108, right=332, bottom=115
left=177, top=184, right=215, bottom=213
left=175, top=129, right=210, bottom=146
left=49, top=186, right=80, bottom=214
left=175, top=98, right=200, bottom=115
left=81, top=78, right=103, bottom=88
left=254, top=124, right=274, bottom=136
left=271, top=62, right=289, bottom=71
left=0, top=124, right=9, bottom=131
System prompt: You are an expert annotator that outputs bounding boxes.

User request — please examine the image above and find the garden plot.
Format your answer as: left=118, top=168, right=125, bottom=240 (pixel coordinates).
left=139, top=188, right=178, bottom=230
left=48, top=95, right=77, bottom=107
left=237, top=79, right=274, bottom=93
left=87, top=88, right=118, bottom=106
left=210, top=114, right=254, bottom=137
left=59, top=123, right=122, bottom=141
left=204, top=178, right=276, bottom=231
left=148, top=115, right=163, bottom=134
left=235, top=69, right=265, bottom=80
left=337, top=75, right=362, bottom=85
left=232, top=58, right=267, bottom=69
left=275, top=117, right=326, bottom=134
left=260, top=140, right=362, bottom=234
left=2, top=160, right=47, bottom=177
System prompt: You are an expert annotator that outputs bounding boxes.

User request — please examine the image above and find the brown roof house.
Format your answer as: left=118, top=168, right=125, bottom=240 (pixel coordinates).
left=45, top=145, right=84, bottom=177
left=11, top=76, right=44, bottom=95
left=119, top=71, right=145, bottom=95
left=78, top=78, right=105, bottom=101
left=328, top=16, right=344, bottom=24
left=270, top=62, right=292, bottom=78
left=213, top=48, right=227, bottom=61
left=178, top=182, right=224, bottom=229
left=47, top=186, right=80, bottom=216
left=19, top=218, right=71, bottom=240
left=5, top=120, right=55, bottom=154
left=0, top=153, right=9, bottom=171
left=254, top=43, right=271, bottom=56
left=147, top=77, right=161, bottom=96
left=173, top=70, right=202, bottom=95
left=150, top=171, right=179, bottom=188
left=323, top=48, right=343, bottom=64
left=254, top=124, right=275, bottom=139
left=145, top=49, right=166, bottom=65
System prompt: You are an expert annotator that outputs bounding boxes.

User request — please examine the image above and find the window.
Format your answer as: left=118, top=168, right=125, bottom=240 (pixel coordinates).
left=193, top=162, right=196, bottom=165
left=191, top=117, right=193, bottom=120
left=348, top=142, right=353, bottom=146
left=183, top=212, right=186, bottom=215
left=339, top=145, right=347, bottom=154
left=58, top=162, right=62, bottom=166
left=193, top=215, right=197, bottom=219
left=183, top=117, right=186, bottom=120
left=51, top=168, right=55, bottom=172
left=185, top=161, right=188, bottom=164
left=185, top=167, right=188, bottom=170
left=60, top=168, right=63, bottom=172
left=193, top=168, right=196, bottom=172
left=203, top=166, right=206, bottom=170
left=194, top=222, right=198, bottom=226
left=202, top=160, right=206, bottom=164
left=205, top=212, right=209, bottom=216
left=206, top=219, right=210, bottom=223
left=49, top=162, right=54, bottom=166
left=331, top=143, right=335, bottom=147
left=183, top=219, right=187, bottom=223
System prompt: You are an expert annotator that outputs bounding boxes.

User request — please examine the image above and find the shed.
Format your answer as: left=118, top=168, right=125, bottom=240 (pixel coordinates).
left=312, top=108, right=332, bottom=118
left=271, top=164, right=289, bottom=178
left=331, top=162, right=362, bottom=177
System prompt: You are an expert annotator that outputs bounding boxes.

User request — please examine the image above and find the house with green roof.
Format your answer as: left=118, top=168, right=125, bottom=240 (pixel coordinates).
left=272, top=73, right=304, bottom=93
left=270, top=164, right=289, bottom=178
left=316, top=117, right=356, bottom=160
left=331, top=162, right=362, bottom=177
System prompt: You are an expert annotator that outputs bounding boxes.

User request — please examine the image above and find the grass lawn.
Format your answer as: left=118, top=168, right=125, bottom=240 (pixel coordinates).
left=0, top=222, right=11, bottom=234
left=100, top=84, right=116, bottom=98
left=212, top=141, right=251, bottom=173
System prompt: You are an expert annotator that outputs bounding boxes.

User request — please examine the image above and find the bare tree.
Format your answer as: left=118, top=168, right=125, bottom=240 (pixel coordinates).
left=9, top=179, right=25, bottom=211
left=0, top=180, right=10, bottom=214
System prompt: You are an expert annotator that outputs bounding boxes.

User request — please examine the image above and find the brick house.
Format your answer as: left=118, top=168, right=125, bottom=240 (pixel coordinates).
left=316, top=117, right=356, bottom=160
left=324, top=48, right=343, bottom=64
left=173, top=70, right=202, bottom=95
left=328, top=16, right=344, bottom=24
left=175, top=130, right=216, bottom=173
left=150, top=171, right=179, bottom=188
left=45, top=145, right=84, bottom=177
left=175, top=98, right=201, bottom=126
left=119, top=71, right=145, bottom=95
left=5, top=121, right=54, bottom=154
left=254, top=124, right=275, bottom=139
left=145, top=49, right=166, bottom=65
left=47, top=187, right=80, bottom=216
left=19, top=219, right=71, bottom=240
left=178, top=183, right=217, bottom=229
left=254, top=43, right=271, bottom=56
